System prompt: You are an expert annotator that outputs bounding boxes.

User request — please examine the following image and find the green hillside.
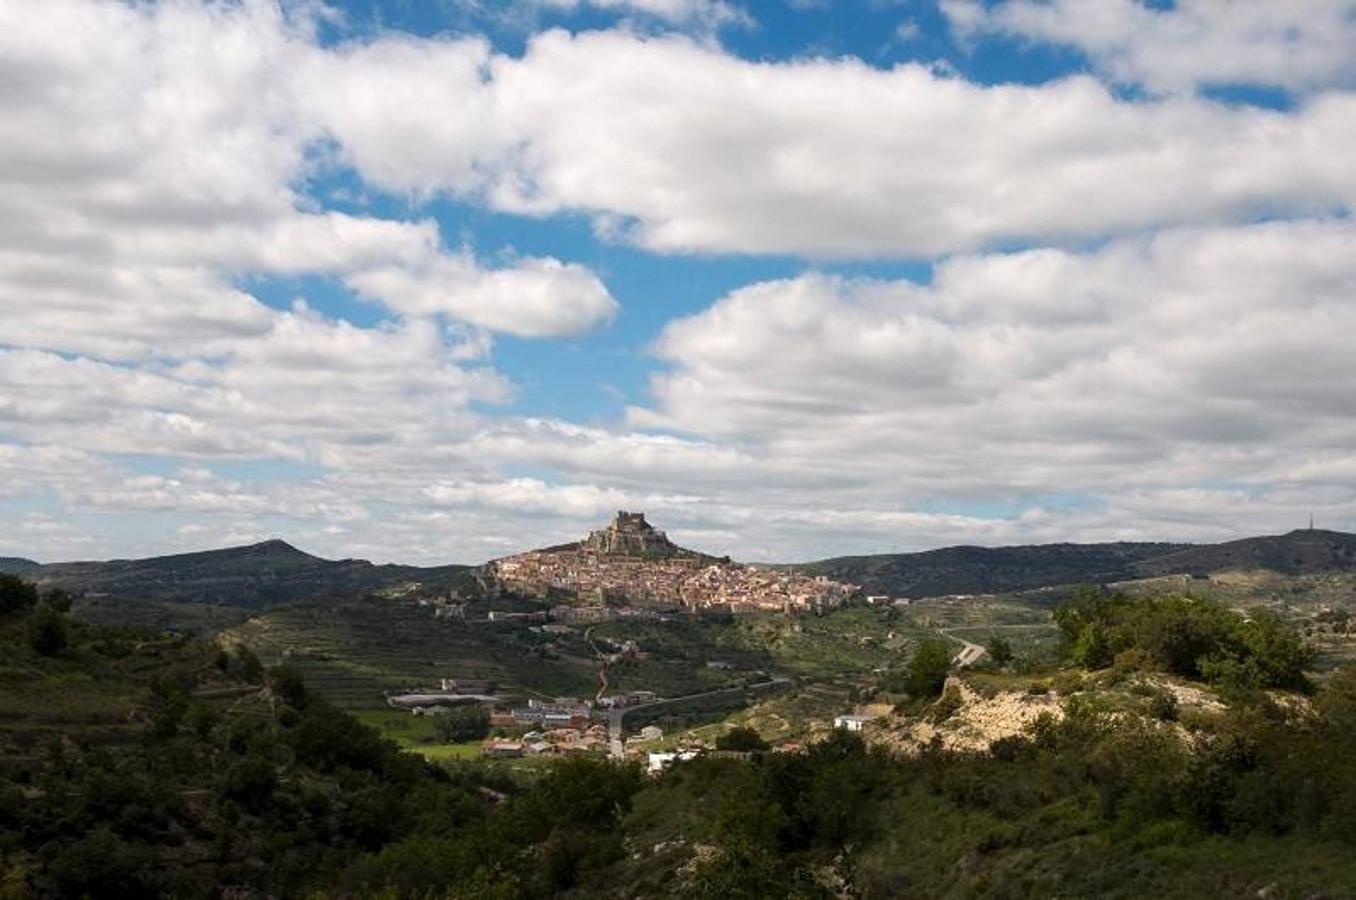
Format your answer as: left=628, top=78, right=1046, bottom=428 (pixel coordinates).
left=806, top=529, right=1356, bottom=598
left=19, top=540, right=477, bottom=611
left=6, top=582, right=1356, bottom=898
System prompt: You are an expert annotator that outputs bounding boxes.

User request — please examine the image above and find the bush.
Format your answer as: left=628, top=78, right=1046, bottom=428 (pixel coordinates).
left=926, top=684, right=963, bottom=723
left=1053, top=591, right=1312, bottom=690
left=1147, top=690, right=1179, bottom=722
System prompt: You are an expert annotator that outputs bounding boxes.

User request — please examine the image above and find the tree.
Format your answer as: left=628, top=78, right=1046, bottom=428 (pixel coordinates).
left=987, top=634, right=1013, bottom=665
left=232, top=645, right=264, bottom=683
left=905, top=639, right=952, bottom=699
left=0, top=574, right=38, bottom=615
left=269, top=664, right=308, bottom=709
left=43, top=588, right=73, bottom=613
left=432, top=706, right=491, bottom=744
left=26, top=602, right=67, bottom=656
left=146, top=676, right=190, bottom=739
left=716, top=726, right=768, bottom=752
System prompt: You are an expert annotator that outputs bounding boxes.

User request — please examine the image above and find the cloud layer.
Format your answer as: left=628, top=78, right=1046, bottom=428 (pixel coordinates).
left=1, top=0, right=1353, bottom=564
left=945, top=0, right=1356, bottom=96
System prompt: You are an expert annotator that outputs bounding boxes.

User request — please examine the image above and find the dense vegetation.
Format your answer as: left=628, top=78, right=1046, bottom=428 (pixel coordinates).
left=4, top=582, right=1356, bottom=897
left=1054, top=588, right=1313, bottom=690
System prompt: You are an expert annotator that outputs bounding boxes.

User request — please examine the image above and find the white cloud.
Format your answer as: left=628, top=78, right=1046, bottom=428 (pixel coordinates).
left=346, top=253, right=618, bottom=338
left=0, top=0, right=617, bottom=354
left=0, top=308, right=509, bottom=462
left=535, top=0, right=751, bottom=30
left=2, top=1, right=1355, bottom=564
left=633, top=218, right=1356, bottom=504
left=307, top=27, right=1356, bottom=257
left=943, top=0, right=1356, bottom=96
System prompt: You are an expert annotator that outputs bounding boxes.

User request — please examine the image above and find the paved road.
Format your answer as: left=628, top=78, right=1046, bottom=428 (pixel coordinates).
left=939, top=629, right=988, bottom=668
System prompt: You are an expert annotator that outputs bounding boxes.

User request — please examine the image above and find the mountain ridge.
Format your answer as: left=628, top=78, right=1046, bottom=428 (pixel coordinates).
left=803, top=528, right=1356, bottom=597
left=9, top=527, right=1356, bottom=611
left=16, top=538, right=472, bottom=609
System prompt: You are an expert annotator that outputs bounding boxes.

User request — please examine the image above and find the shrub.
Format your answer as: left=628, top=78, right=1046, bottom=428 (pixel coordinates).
left=1147, top=690, right=1179, bottom=722
left=1053, top=591, right=1312, bottom=691
left=926, top=684, right=963, bottom=723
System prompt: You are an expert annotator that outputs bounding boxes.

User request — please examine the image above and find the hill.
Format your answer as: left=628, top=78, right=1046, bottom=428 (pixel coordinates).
left=805, top=528, right=1356, bottom=598
left=0, top=557, right=40, bottom=575
left=490, top=511, right=853, bottom=612
left=1131, top=528, right=1356, bottom=578
left=804, top=541, right=1188, bottom=597
left=17, top=539, right=474, bottom=610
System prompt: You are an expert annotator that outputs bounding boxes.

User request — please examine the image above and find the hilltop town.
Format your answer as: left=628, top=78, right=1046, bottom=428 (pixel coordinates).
left=489, top=511, right=859, bottom=613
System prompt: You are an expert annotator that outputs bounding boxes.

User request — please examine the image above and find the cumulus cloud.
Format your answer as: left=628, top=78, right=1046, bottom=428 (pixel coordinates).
left=634, top=218, right=1356, bottom=505
left=346, top=254, right=617, bottom=338
left=2, top=0, right=1354, bottom=563
left=0, top=0, right=617, bottom=355
left=944, top=0, right=1356, bottom=96
left=534, top=0, right=751, bottom=30
left=306, top=28, right=1356, bottom=257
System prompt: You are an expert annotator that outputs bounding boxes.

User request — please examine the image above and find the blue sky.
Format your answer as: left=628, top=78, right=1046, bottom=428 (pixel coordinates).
left=1, top=0, right=1354, bottom=563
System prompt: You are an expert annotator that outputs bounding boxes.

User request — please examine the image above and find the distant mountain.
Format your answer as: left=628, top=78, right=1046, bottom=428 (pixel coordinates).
left=804, top=529, right=1356, bottom=598
left=1130, top=529, right=1356, bottom=579
left=804, top=542, right=1188, bottom=598
left=19, top=539, right=472, bottom=609
left=0, top=557, right=41, bottom=575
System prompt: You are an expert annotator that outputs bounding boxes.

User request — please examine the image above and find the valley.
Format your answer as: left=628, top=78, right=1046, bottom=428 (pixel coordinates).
left=7, top=519, right=1356, bottom=897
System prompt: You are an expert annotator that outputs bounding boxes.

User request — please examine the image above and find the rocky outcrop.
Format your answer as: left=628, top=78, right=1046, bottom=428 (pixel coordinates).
left=881, top=678, right=1064, bottom=755
left=581, top=511, right=686, bottom=558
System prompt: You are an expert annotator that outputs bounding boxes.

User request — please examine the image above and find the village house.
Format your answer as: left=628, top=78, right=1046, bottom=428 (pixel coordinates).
left=834, top=713, right=878, bottom=732
left=481, top=738, right=524, bottom=758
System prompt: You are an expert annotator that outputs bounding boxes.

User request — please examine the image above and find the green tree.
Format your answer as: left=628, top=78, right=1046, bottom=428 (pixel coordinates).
left=146, top=676, right=190, bottom=739
left=987, top=634, right=1013, bottom=665
left=905, top=639, right=952, bottom=699
left=0, top=574, right=38, bottom=615
left=715, top=725, right=768, bottom=752
left=43, top=588, right=73, bottom=613
left=26, top=602, right=67, bottom=656
left=232, top=644, right=264, bottom=683
left=432, top=706, right=491, bottom=744
left=269, top=664, right=308, bottom=709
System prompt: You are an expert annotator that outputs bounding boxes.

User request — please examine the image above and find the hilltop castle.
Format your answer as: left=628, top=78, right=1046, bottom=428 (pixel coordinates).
left=581, top=511, right=680, bottom=558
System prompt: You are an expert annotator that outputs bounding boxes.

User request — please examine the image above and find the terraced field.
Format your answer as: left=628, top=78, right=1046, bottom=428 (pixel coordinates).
left=222, top=598, right=598, bottom=709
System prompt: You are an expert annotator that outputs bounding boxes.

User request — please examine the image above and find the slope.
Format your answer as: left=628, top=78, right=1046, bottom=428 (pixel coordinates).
left=20, top=539, right=474, bottom=609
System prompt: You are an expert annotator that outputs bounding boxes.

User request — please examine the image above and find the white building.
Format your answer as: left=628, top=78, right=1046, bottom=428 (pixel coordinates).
left=834, top=714, right=877, bottom=732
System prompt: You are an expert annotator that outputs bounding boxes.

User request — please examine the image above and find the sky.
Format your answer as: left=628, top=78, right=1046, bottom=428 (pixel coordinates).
left=1, top=0, right=1355, bottom=565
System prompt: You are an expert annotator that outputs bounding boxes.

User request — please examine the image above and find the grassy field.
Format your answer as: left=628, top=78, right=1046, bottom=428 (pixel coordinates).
left=350, top=711, right=486, bottom=761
